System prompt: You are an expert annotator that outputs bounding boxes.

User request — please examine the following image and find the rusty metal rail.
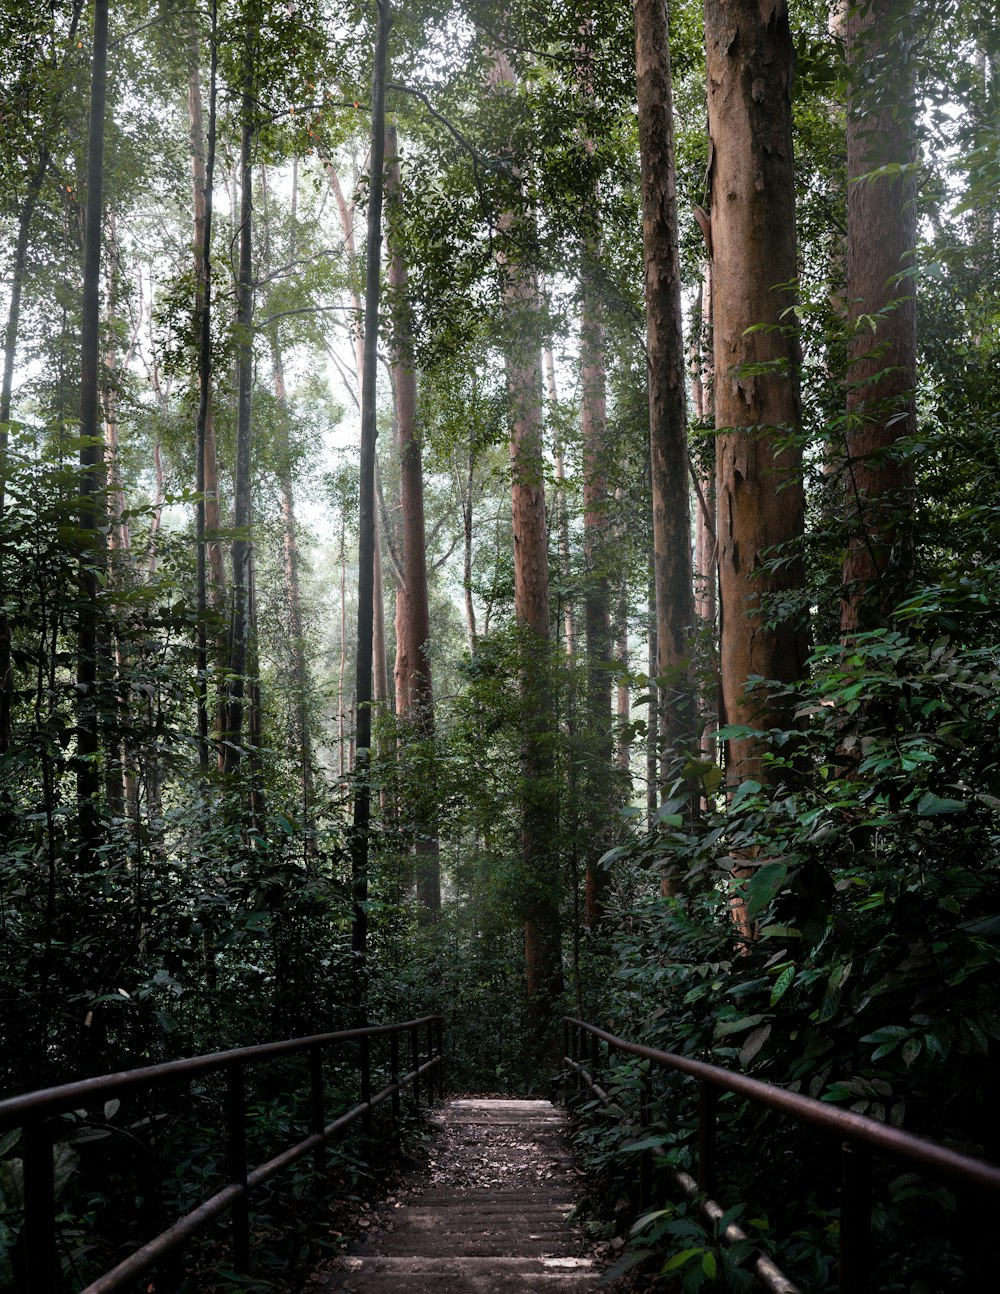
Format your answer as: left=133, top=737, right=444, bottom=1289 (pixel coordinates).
left=563, top=1017, right=1000, bottom=1294
left=0, top=1015, right=444, bottom=1294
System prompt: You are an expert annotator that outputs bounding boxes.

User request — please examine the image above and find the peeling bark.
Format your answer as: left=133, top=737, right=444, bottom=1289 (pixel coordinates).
left=704, top=0, right=807, bottom=786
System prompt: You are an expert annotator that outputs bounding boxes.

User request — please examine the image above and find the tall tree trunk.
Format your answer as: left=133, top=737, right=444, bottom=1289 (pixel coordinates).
left=458, top=433, right=477, bottom=653
left=704, top=0, right=807, bottom=786
left=491, top=47, right=564, bottom=1049
left=372, top=519, right=390, bottom=709
left=101, top=212, right=142, bottom=824
left=543, top=345, right=575, bottom=655
left=580, top=275, right=613, bottom=925
left=326, top=158, right=392, bottom=737
left=270, top=336, right=315, bottom=819
left=77, top=0, right=110, bottom=844
left=576, top=26, right=615, bottom=926
left=691, top=263, right=719, bottom=777
left=614, top=510, right=631, bottom=776
left=260, top=164, right=315, bottom=831
left=634, top=0, right=695, bottom=781
left=839, top=0, right=918, bottom=633
left=222, top=65, right=255, bottom=775
left=646, top=554, right=659, bottom=828
left=189, top=46, right=226, bottom=605
left=351, top=0, right=392, bottom=998
left=191, top=14, right=220, bottom=772
left=102, top=210, right=137, bottom=556
left=338, top=512, right=348, bottom=782
left=385, top=121, right=440, bottom=921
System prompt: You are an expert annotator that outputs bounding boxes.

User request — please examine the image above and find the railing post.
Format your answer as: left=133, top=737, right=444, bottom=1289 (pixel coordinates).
left=839, top=1141, right=872, bottom=1294
left=360, top=1034, right=372, bottom=1139
left=22, top=1118, right=57, bottom=1294
left=425, top=1019, right=434, bottom=1104
left=226, top=1062, right=250, bottom=1275
left=308, top=1044, right=326, bottom=1182
left=411, top=1022, right=421, bottom=1109
left=435, top=1016, right=444, bottom=1099
left=589, top=1027, right=600, bottom=1084
left=639, top=1065, right=653, bottom=1208
left=698, top=1080, right=717, bottom=1197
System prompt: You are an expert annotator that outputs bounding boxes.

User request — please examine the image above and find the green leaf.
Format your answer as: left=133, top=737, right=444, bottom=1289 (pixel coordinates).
left=915, top=794, right=966, bottom=816
left=601, top=1249, right=652, bottom=1282
left=621, top=1136, right=670, bottom=1155
left=701, top=1252, right=718, bottom=1279
left=860, top=1025, right=911, bottom=1046
left=715, top=1014, right=766, bottom=1039
left=747, top=863, right=788, bottom=918
left=739, top=1024, right=772, bottom=1065
left=663, top=1247, right=704, bottom=1271
left=770, top=965, right=795, bottom=1005
left=730, top=779, right=763, bottom=808
left=629, top=1209, right=672, bottom=1236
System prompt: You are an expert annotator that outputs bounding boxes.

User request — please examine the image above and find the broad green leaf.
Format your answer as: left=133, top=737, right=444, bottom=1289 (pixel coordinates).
left=663, top=1247, right=704, bottom=1271
left=747, top=863, right=788, bottom=918
left=915, top=793, right=966, bottom=816
left=715, top=1014, right=766, bottom=1038
left=739, top=1023, right=772, bottom=1065
left=770, top=965, right=795, bottom=1005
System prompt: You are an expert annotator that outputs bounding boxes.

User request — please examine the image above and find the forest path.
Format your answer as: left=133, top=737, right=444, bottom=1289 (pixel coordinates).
left=313, top=1097, right=608, bottom=1292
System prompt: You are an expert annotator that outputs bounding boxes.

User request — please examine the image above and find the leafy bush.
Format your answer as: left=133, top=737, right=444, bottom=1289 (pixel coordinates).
left=581, top=629, right=1000, bottom=1290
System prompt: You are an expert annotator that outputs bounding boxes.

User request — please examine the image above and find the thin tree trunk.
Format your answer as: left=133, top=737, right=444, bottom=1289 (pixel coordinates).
left=327, top=156, right=392, bottom=737
left=704, top=0, right=808, bottom=787
left=189, top=49, right=226, bottom=608
left=615, top=556, right=630, bottom=774
left=102, top=211, right=141, bottom=825
left=190, top=16, right=219, bottom=772
left=338, top=514, right=348, bottom=782
left=102, top=209, right=136, bottom=556
left=646, top=554, right=658, bottom=829
left=222, top=66, right=255, bottom=775
left=839, top=0, right=918, bottom=633
left=491, top=47, right=563, bottom=1050
left=270, top=337, right=315, bottom=818
left=634, top=0, right=695, bottom=781
left=459, top=434, right=477, bottom=653
left=385, top=122, right=440, bottom=919
left=77, top=0, right=110, bottom=844
left=543, top=345, right=575, bottom=655
left=692, top=262, right=718, bottom=777
left=372, top=520, right=390, bottom=708
left=247, top=555, right=266, bottom=830
left=260, top=164, right=315, bottom=829
left=351, top=0, right=392, bottom=998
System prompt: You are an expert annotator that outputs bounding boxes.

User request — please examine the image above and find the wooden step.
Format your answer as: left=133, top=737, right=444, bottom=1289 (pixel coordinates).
left=311, top=1098, right=611, bottom=1292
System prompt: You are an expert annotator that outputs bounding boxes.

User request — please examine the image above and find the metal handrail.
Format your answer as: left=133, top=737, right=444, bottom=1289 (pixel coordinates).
left=1, top=1015, right=444, bottom=1294
left=563, top=1016, right=1000, bottom=1294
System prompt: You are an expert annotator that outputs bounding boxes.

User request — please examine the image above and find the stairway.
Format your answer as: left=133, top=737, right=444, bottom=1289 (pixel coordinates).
left=318, top=1097, right=604, bottom=1292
